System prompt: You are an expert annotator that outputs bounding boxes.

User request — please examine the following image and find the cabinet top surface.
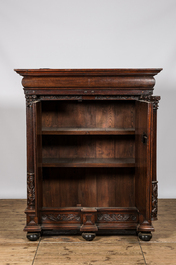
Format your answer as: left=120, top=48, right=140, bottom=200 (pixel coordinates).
left=14, top=68, right=162, bottom=77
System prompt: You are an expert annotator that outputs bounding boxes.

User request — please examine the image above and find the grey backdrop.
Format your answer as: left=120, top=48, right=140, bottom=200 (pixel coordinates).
left=0, top=0, right=176, bottom=198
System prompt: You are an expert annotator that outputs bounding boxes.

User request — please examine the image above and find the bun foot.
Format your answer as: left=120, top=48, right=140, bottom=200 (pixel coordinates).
left=27, top=232, right=40, bottom=241
left=82, top=233, right=96, bottom=241
left=138, top=232, right=152, bottom=241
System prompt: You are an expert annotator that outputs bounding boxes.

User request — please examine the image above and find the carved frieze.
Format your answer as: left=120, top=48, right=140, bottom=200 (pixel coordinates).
left=151, top=181, right=158, bottom=220
left=25, top=95, right=83, bottom=106
left=39, top=96, right=82, bottom=100
left=97, top=213, right=137, bottom=222
left=95, top=96, right=140, bottom=100
left=42, top=214, right=81, bottom=222
left=27, top=173, right=35, bottom=207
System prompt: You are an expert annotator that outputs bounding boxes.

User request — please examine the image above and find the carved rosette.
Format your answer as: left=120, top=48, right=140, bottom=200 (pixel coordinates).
left=151, top=181, right=158, bottom=220
left=27, top=173, right=35, bottom=208
left=42, top=214, right=81, bottom=222
left=97, top=213, right=137, bottom=222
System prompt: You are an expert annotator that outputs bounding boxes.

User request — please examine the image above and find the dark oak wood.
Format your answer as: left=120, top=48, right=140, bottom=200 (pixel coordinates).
left=15, top=68, right=162, bottom=241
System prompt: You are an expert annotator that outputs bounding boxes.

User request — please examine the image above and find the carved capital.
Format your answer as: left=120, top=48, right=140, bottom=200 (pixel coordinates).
left=27, top=173, right=35, bottom=208
left=25, top=95, right=39, bottom=107
left=151, top=181, right=158, bottom=220
left=140, top=95, right=160, bottom=110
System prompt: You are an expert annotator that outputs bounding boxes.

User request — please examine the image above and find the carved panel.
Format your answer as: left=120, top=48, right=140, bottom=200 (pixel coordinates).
left=27, top=173, right=35, bottom=207
left=42, top=214, right=81, bottom=222
left=97, top=213, right=137, bottom=222
left=151, top=181, right=158, bottom=220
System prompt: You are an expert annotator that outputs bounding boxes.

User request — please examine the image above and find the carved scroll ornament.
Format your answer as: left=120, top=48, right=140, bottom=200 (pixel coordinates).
left=42, top=214, right=81, bottom=222
left=151, top=181, right=158, bottom=220
left=97, top=213, right=137, bottom=222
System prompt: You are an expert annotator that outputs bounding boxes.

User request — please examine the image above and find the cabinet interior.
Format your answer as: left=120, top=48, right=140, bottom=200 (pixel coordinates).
left=41, top=100, right=136, bottom=208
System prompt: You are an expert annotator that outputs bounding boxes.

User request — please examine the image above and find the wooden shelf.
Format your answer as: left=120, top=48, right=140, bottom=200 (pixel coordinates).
left=42, top=158, right=135, bottom=168
left=42, top=127, right=135, bottom=135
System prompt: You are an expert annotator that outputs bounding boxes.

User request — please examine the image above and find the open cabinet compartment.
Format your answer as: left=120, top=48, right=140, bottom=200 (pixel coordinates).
left=32, top=99, right=153, bottom=233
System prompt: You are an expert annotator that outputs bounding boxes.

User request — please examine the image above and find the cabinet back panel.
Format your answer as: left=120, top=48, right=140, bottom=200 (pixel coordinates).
left=42, top=100, right=135, bottom=129
left=42, top=135, right=135, bottom=159
left=42, top=168, right=135, bottom=208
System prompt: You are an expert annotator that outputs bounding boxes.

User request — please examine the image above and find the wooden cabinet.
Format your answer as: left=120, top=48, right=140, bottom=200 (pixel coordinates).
left=15, top=68, right=162, bottom=241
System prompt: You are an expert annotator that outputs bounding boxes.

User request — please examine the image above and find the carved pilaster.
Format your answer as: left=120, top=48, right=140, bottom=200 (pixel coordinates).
left=151, top=181, right=158, bottom=220
left=27, top=173, right=35, bottom=209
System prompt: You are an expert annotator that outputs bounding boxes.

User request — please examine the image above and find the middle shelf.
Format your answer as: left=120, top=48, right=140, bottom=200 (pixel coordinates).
left=42, top=127, right=135, bottom=135
left=42, top=158, right=135, bottom=168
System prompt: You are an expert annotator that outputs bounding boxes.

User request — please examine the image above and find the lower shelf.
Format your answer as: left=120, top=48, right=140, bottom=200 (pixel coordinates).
left=42, top=158, right=135, bottom=167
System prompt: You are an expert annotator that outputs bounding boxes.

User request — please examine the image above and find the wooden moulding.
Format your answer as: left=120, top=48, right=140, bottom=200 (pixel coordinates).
left=14, top=69, right=162, bottom=95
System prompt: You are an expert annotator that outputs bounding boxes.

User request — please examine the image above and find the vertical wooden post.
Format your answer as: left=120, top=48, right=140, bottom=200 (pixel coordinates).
left=151, top=96, right=160, bottom=220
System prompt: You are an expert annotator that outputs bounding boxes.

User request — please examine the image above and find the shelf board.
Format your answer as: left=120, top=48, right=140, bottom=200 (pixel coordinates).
left=42, top=158, right=135, bottom=168
left=42, top=127, right=135, bottom=135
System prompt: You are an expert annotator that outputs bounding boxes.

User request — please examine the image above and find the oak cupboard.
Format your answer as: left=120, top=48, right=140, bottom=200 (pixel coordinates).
left=15, top=68, right=162, bottom=241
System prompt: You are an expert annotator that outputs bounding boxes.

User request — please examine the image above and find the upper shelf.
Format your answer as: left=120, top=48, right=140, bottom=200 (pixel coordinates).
left=42, top=128, right=135, bottom=135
